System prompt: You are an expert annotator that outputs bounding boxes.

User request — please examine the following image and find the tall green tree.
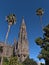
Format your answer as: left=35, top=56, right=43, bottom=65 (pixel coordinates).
left=9, top=56, right=22, bottom=65
left=23, top=57, right=37, bottom=65
left=40, top=63, right=45, bottom=65
left=2, top=57, right=9, bottom=65
left=2, top=56, right=22, bottom=65
left=35, top=24, right=49, bottom=65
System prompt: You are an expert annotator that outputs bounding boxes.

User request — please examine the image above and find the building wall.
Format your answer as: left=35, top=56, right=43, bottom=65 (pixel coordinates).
left=0, top=42, right=13, bottom=57
left=0, top=42, right=13, bottom=65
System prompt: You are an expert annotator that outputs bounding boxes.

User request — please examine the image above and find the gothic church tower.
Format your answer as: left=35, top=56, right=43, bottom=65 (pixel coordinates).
left=14, top=17, right=29, bottom=62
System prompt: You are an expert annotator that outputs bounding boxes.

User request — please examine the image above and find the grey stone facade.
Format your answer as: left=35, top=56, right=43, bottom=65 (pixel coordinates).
left=0, top=17, right=29, bottom=65
left=0, top=42, right=13, bottom=65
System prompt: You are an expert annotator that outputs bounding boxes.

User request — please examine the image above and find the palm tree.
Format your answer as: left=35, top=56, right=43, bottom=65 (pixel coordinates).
left=5, top=14, right=16, bottom=43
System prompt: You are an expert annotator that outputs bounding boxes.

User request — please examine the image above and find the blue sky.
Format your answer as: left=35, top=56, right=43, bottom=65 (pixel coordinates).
left=0, top=0, right=49, bottom=63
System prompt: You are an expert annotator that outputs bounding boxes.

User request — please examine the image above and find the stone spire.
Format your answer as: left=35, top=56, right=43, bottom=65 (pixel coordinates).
left=17, top=17, right=29, bottom=62
left=18, top=16, right=27, bottom=41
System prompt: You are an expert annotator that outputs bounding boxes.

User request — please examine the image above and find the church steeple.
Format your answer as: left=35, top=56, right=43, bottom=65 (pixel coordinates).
left=17, top=17, right=29, bottom=62
left=18, top=17, right=27, bottom=41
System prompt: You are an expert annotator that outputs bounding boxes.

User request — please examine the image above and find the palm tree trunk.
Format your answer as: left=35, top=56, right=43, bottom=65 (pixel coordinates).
left=1, top=57, right=3, bottom=65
